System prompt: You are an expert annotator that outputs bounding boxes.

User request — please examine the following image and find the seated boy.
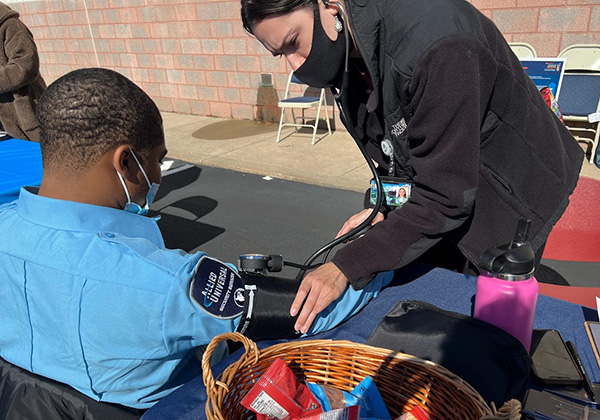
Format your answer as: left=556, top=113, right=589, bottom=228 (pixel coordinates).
left=0, top=68, right=392, bottom=409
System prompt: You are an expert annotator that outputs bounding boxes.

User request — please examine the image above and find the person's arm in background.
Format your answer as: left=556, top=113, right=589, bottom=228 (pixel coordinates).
left=0, top=18, right=42, bottom=93
left=292, top=35, right=498, bottom=333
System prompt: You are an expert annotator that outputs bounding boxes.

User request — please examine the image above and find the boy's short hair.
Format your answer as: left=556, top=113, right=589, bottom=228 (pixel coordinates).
left=37, top=67, right=163, bottom=173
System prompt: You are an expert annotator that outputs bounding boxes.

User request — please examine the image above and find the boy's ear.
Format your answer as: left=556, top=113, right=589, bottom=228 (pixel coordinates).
left=112, top=145, right=135, bottom=181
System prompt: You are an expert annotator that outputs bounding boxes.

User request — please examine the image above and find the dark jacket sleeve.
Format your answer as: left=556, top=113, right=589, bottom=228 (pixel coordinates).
left=0, top=18, right=41, bottom=94
left=332, top=35, right=498, bottom=288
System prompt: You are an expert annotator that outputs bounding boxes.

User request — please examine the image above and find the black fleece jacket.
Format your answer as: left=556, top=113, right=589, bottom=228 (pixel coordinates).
left=331, top=0, right=584, bottom=288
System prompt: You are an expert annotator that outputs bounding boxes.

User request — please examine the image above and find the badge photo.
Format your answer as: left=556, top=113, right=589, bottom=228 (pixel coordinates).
left=189, top=256, right=245, bottom=319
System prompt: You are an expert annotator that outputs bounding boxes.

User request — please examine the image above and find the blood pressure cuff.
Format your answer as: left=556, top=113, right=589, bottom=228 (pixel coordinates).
left=366, top=300, right=532, bottom=407
left=236, top=272, right=302, bottom=342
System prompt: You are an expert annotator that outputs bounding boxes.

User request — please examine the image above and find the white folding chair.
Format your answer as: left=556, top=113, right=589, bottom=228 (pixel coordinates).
left=558, top=45, right=600, bottom=164
left=509, top=42, right=537, bottom=58
left=276, top=71, right=332, bottom=145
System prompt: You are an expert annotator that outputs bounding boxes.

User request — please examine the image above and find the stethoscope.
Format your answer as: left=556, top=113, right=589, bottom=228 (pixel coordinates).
left=293, top=0, right=386, bottom=280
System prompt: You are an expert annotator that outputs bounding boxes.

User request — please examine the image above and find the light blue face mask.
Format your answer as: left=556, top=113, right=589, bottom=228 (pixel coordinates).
left=116, top=148, right=160, bottom=216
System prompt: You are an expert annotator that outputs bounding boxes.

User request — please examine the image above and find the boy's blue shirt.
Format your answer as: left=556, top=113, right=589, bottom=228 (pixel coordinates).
left=0, top=187, right=392, bottom=408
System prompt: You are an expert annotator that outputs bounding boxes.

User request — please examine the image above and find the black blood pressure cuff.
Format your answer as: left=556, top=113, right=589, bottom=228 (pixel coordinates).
left=236, top=272, right=303, bottom=342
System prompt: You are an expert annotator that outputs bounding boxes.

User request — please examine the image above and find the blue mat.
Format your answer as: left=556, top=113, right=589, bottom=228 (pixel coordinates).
left=0, top=139, right=43, bottom=205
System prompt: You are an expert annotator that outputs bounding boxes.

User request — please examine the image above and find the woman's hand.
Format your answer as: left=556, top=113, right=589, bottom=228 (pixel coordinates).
left=290, top=262, right=349, bottom=334
left=336, top=208, right=384, bottom=239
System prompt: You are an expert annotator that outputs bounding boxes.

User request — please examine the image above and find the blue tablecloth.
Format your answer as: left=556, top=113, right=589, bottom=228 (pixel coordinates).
left=0, top=138, right=43, bottom=205
left=142, top=265, right=600, bottom=420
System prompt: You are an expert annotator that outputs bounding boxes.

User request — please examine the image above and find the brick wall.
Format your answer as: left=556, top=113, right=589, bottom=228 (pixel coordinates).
left=8, top=0, right=600, bottom=126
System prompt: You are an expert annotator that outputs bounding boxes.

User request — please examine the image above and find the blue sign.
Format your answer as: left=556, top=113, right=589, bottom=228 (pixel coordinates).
left=520, top=58, right=567, bottom=100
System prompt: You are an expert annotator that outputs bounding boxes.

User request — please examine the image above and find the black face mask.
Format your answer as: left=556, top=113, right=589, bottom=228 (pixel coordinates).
left=294, top=6, right=346, bottom=89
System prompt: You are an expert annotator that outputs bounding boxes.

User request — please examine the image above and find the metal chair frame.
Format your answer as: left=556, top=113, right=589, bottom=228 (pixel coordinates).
left=276, top=71, right=332, bottom=145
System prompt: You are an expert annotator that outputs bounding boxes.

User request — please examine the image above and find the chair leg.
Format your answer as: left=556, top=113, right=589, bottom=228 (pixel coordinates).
left=323, top=100, right=332, bottom=137
left=312, top=101, right=323, bottom=145
left=588, top=131, right=599, bottom=164
left=276, top=107, right=286, bottom=143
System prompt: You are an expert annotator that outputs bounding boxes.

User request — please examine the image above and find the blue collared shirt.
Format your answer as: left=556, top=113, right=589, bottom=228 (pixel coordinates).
left=0, top=188, right=239, bottom=408
left=0, top=187, right=393, bottom=409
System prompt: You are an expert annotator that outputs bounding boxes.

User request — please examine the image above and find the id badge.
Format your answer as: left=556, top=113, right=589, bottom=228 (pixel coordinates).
left=369, top=177, right=412, bottom=207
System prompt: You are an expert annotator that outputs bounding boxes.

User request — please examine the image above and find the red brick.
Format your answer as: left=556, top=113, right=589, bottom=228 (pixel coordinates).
left=150, top=23, right=170, bottom=38
left=99, top=24, right=116, bottom=38
left=181, top=39, right=202, bottom=54
left=115, top=24, right=133, bottom=38
left=561, top=32, right=600, bottom=48
left=186, top=70, right=207, bottom=85
left=172, top=98, right=192, bottom=114
left=492, top=8, right=539, bottom=32
left=197, top=86, right=219, bottom=101
left=173, top=55, right=195, bottom=70
left=153, top=54, right=172, bottom=69
left=240, top=88, right=257, bottom=105
left=141, top=82, right=161, bottom=97
left=188, top=22, right=211, bottom=38
left=223, top=38, right=247, bottom=55
left=193, top=55, right=215, bottom=70
left=131, top=23, right=150, bottom=38
left=93, top=0, right=109, bottom=8
left=119, top=8, right=138, bottom=23
left=57, top=11, right=74, bottom=25
left=202, top=39, right=224, bottom=55
left=518, top=0, right=565, bottom=5
left=137, top=54, right=156, bottom=68
left=168, top=22, right=190, bottom=38
left=472, top=0, right=516, bottom=8
left=514, top=33, right=561, bottom=56
left=236, top=56, right=260, bottom=72
left=219, top=87, right=241, bottom=102
left=175, top=4, right=197, bottom=21
left=167, top=69, right=186, bottom=84
left=218, top=2, right=240, bottom=20
left=160, top=83, right=179, bottom=98
left=156, top=6, right=177, bottom=22
left=87, top=10, right=104, bottom=24
left=178, top=85, right=199, bottom=100
left=215, top=55, right=236, bottom=70
left=142, top=39, right=162, bottom=53
left=211, top=21, right=233, bottom=38
left=210, top=102, right=232, bottom=118
left=196, top=3, right=219, bottom=21
left=104, top=9, right=121, bottom=23
left=121, top=53, right=139, bottom=67
left=227, top=72, right=251, bottom=88
left=206, top=71, right=228, bottom=86
left=131, top=67, right=150, bottom=82
left=149, top=69, right=168, bottom=83
left=109, top=39, right=128, bottom=52
left=161, top=39, right=181, bottom=54
left=72, top=11, right=88, bottom=24
left=126, top=39, right=145, bottom=53
left=154, top=97, right=174, bottom=113
left=139, top=7, right=157, bottom=23
left=232, top=104, right=255, bottom=120
left=190, top=100, right=210, bottom=116
left=539, top=6, right=591, bottom=32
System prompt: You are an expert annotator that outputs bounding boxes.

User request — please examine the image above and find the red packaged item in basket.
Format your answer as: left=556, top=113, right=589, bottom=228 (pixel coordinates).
left=241, top=358, right=322, bottom=419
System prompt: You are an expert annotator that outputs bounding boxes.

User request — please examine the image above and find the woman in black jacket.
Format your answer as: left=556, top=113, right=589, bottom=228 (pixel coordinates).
left=241, top=0, right=584, bottom=334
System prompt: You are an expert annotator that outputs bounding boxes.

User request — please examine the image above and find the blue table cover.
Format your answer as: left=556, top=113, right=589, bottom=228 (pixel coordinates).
left=0, top=138, right=43, bottom=205
left=142, top=265, right=600, bottom=420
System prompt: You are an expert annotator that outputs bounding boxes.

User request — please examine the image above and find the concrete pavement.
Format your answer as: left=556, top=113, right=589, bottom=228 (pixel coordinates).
left=162, top=111, right=600, bottom=192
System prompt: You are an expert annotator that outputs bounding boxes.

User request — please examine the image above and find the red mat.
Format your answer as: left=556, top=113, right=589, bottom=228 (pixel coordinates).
left=542, top=176, right=600, bottom=262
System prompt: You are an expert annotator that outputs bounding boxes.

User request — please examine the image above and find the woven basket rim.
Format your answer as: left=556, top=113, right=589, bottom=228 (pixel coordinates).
left=202, top=332, right=495, bottom=420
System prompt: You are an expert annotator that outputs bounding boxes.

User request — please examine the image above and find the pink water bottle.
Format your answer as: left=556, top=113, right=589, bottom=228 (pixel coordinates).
left=474, top=219, right=539, bottom=352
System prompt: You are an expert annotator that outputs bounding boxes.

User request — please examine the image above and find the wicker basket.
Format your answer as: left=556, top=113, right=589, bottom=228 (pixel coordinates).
left=202, top=332, right=521, bottom=420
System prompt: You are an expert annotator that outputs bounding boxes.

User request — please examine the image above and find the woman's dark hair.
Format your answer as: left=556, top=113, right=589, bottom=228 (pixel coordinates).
left=241, top=0, right=317, bottom=34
